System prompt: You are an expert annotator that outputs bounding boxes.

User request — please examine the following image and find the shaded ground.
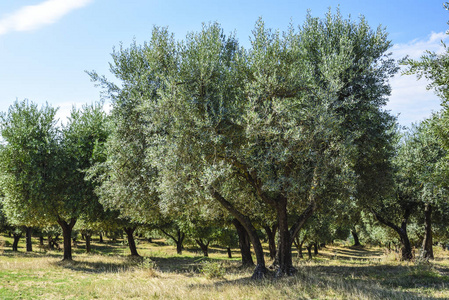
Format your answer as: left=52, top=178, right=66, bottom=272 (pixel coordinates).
left=318, top=245, right=385, bottom=261
left=1, top=234, right=449, bottom=299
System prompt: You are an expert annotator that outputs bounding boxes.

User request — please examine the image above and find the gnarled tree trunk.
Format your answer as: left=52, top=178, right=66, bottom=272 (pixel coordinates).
left=263, top=224, right=277, bottom=260
left=124, top=226, right=139, bottom=256
left=12, top=232, right=22, bottom=252
left=210, top=188, right=267, bottom=279
left=372, top=208, right=413, bottom=261
left=274, top=196, right=295, bottom=277
left=352, top=230, right=361, bottom=247
left=195, top=239, right=210, bottom=257
left=421, top=203, right=434, bottom=259
left=159, top=228, right=185, bottom=255
left=232, top=218, right=254, bottom=267
left=271, top=201, right=316, bottom=276
left=293, top=234, right=306, bottom=259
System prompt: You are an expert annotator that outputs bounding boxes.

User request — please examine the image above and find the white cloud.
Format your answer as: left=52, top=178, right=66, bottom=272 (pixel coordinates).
left=0, top=0, right=93, bottom=35
left=387, top=32, right=449, bottom=127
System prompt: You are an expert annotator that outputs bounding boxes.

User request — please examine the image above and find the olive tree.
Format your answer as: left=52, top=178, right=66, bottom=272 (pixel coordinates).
left=153, top=12, right=396, bottom=277
left=91, top=10, right=397, bottom=278
left=0, top=101, right=108, bottom=260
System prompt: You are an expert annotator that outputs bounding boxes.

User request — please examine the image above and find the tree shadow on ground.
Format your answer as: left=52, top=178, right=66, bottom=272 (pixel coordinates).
left=189, top=263, right=444, bottom=300
left=318, top=246, right=384, bottom=260
left=149, top=255, right=242, bottom=274
left=1, top=250, right=62, bottom=259
left=146, top=240, right=168, bottom=247
left=52, top=256, right=141, bottom=274
left=73, top=242, right=125, bottom=256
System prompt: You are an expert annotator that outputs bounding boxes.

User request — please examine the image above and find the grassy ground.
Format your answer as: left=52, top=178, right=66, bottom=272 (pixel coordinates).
left=0, top=234, right=448, bottom=299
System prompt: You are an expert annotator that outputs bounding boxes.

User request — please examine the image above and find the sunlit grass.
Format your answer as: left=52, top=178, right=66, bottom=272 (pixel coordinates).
left=0, top=235, right=448, bottom=299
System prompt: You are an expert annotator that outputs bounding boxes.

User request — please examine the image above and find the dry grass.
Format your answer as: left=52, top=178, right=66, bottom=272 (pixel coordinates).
left=0, top=236, right=448, bottom=299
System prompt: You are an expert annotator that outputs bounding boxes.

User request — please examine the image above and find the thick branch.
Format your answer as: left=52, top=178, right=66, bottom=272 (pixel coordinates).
left=220, top=156, right=277, bottom=208
left=159, top=228, right=178, bottom=243
left=289, top=201, right=317, bottom=239
left=370, top=208, right=402, bottom=234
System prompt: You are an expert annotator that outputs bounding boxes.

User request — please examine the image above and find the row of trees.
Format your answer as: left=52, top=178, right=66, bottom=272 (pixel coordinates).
left=1, top=8, right=449, bottom=279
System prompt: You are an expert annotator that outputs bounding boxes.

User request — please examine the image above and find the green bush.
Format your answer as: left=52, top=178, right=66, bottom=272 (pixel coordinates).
left=200, top=261, right=225, bottom=279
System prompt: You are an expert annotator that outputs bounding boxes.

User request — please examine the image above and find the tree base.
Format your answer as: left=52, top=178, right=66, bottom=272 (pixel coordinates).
left=274, top=265, right=297, bottom=278
left=251, top=264, right=268, bottom=280
left=61, top=257, right=74, bottom=263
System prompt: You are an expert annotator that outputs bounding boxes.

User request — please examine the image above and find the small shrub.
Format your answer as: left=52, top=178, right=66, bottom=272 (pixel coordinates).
left=140, top=257, right=157, bottom=269
left=200, top=260, right=225, bottom=279
left=137, top=257, right=158, bottom=277
left=380, top=249, right=401, bottom=263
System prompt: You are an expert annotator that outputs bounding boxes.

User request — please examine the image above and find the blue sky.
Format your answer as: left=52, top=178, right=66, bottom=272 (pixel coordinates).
left=0, top=0, right=448, bottom=126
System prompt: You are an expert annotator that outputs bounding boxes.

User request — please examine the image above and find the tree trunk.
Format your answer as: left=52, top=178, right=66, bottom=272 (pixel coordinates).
left=210, top=189, right=267, bottom=279
left=159, top=228, right=185, bottom=255
left=399, top=230, right=413, bottom=261
left=293, top=235, right=305, bottom=259
left=25, top=227, right=33, bottom=252
left=48, top=235, right=54, bottom=250
left=99, top=232, right=103, bottom=243
left=12, top=232, right=22, bottom=252
left=352, top=230, right=361, bottom=247
left=227, top=247, right=232, bottom=258
left=57, top=218, right=76, bottom=261
left=176, top=241, right=183, bottom=254
left=307, top=245, right=313, bottom=260
left=421, top=203, right=434, bottom=259
left=39, top=236, right=44, bottom=246
left=232, top=218, right=254, bottom=267
left=263, top=224, right=277, bottom=260
left=314, top=242, right=318, bottom=255
left=176, top=229, right=185, bottom=255
left=124, top=226, right=139, bottom=256
left=85, top=232, right=92, bottom=253
left=372, top=208, right=413, bottom=261
left=196, top=239, right=210, bottom=257
left=273, top=197, right=295, bottom=277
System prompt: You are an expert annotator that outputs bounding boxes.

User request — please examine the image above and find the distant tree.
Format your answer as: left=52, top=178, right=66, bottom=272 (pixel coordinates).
left=0, top=100, right=60, bottom=252
left=371, top=128, right=426, bottom=261
left=0, top=101, right=108, bottom=260
left=215, top=223, right=239, bottom=259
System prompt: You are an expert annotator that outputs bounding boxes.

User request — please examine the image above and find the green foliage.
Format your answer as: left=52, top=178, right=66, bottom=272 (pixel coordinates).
left=61, top=103, right=110, bottom=223
left=0, top=100, right=60, bottom=226
left=200, top=260, right=225, bottom=279
left=90, top=9, right=398, bottom=274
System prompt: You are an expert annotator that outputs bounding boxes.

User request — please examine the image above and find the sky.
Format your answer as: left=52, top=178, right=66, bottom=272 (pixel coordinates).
left=0, top=0, right=448, bottom=127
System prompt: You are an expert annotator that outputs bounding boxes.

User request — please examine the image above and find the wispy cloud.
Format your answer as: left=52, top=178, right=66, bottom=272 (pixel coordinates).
left=387, top=32, right=449, bottom=127
left=0, top=0, right=93, bottom=35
